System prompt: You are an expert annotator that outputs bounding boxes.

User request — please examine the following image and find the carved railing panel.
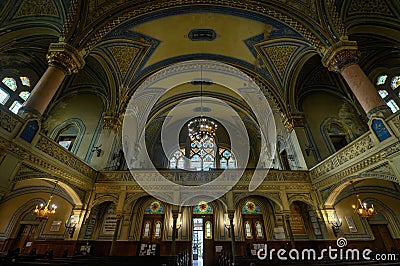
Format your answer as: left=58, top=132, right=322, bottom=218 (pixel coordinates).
left=310, top=113, right=400, bottom=190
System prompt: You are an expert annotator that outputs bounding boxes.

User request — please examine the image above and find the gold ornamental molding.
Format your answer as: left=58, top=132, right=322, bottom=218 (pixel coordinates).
left=47, top=42, right=85, bottom=75
left=283, top=112, right=305, bottom=132
left=321, top=40, right=360, bottom=72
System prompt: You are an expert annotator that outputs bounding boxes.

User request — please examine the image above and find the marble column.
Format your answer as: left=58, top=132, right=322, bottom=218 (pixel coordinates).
left=322, top=40, right=391, bottom=119
left=19, top=42, right=85, bottom=119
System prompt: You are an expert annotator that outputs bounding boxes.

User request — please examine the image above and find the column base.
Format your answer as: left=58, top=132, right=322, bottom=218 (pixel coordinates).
left=367, top=105, right=392, bottom=119
left=17, top=106, right=42, bottom=120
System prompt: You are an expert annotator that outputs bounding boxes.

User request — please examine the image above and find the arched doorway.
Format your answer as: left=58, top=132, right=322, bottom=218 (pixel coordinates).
left=192, top=201, right=214, bottom=266
left=139, top=200, right=165, bottom=256
left=9, top=211, right=39, bottom=255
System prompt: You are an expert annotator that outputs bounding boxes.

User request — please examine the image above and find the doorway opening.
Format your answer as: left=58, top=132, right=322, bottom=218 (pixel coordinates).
left=192, top=218, right=203, bottom=266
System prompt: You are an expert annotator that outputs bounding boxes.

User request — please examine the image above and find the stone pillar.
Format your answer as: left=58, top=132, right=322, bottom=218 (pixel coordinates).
left=227, top=210, right=236, bottom=264
left=109, top=187, right=126, bottom=256
left=109, top=216, right=122, bottom=256
left=322, top=40, right=391, bottom=119
left=283, top=112, right=317, bottom=168
left=284, top=213, right=296, bottom=249
left=171, top=209, right=179, bottom=256
left=19, top=42, right=85, bottom=119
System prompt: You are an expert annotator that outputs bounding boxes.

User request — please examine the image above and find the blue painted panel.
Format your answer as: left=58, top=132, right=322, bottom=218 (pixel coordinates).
left=371, top=119, right=391, bottom=142
left=20, top=120, right=39, bottom=143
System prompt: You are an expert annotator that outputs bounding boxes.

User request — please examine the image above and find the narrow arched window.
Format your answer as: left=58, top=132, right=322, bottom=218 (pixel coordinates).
left=56, top=124, right=79, bottom=151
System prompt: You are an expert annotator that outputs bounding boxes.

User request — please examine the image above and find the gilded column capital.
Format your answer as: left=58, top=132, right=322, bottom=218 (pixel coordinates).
left=321, top=40, right=360, bottom=73
left=283, top=112, right=305, bottom=132
left=103, top=112, right=121, bottom=131
left=47, top=42, right=85, bottom=75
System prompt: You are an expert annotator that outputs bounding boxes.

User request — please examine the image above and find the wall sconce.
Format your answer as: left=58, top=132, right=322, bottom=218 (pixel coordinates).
left=330, top=217, right=342, bottom=237
left=305, top=144, right=314, bottom=157
left=224, top=218, right=235, bottom=238
left=91, top=144, right=102, bottom=157
left=65, top=215, right=78, bottom=238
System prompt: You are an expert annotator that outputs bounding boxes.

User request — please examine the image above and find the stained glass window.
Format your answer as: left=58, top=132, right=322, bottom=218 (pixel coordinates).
left=391, top=76, right=400, bottom=90
left=205, top=221, right=212, bottom=239
left=2, top=77, right=17, bottom=91
left=256, top=221, right=263, bottom=238
left=154, top=221, right=162, bottom=238
left=143, top=221, right=150, bottom=237
left=219, top=148, right=236, bottom=169
left=376, top=75, right=388, bottom=85
left=375, top=72, right=400, bottom=114
left=9, top=101, right=22, bottom=114
left=20, top=77, right=30, bottom=87
left=378, top=90, right=388, bottom=99
left=0, top=87, right=10, bottom=105
left=242, top=201, right=261, bottom=214
left=193, top=201, right=213, bottom=214
left=145, top=201, right=164, bottom=214
left=19, top=91, right=30, bottom=101
left=387, top=99, right=399, bottom=113
left=245, top=221, right=252, bottom=238
left=169, top=148, right=185, bottom=169
left=0, top=74, right=32, bottom=111
left=190, top=137, right=215, bottom=170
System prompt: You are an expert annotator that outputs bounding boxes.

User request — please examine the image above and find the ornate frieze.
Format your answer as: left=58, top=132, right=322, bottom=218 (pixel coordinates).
left=47, top=43, right=85, bottom=75
left=34, top=135, right=97, bottom=179
left=98, top=169, right=310, bottom=183
left=311, top=133, right=374, bottom=180
left=8, top=141, right=93, bottom=190
left=314, top=141, right=400, bottom=190
left=348, top=0, right=391, bottom=15
left=321, top=40, right=359, bottom=72
left=0, top=107, right=20, bottom=133
left=15, top=0, right=58, bottom=18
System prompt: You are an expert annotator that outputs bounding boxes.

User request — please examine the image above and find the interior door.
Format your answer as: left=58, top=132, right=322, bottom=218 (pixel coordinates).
left=139, top=214, right=163, bottom=256
left=243, top=215, right=266, bottom=256
left=11, top=224, right=37, bottom=255
left=370, top=224, right=398, bottom=252
left=192, top=215, right=214, bottom=266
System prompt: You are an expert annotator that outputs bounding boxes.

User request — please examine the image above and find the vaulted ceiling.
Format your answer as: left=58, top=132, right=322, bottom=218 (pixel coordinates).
left=0, top=0, right=399, bottom=123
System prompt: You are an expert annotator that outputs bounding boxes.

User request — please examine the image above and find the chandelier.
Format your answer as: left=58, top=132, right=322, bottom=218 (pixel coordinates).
left=352, top=194, right=374, bottom=219
left=188, top=117, right=217, bottom=140
left=34, top=181, right=58, bottom=219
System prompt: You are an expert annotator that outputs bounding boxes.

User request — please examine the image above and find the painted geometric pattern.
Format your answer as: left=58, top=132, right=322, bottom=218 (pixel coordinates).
left=242, top=200, right=261, bottom=214
left=193, top=201, right=213, bottom=214
left=264, top=45, right=297, bottom=78
left=87, top=0, right=125, bottom=25
left=145, top=201, right=164, bottom=214
left=108, top=46, right=141, bottom=77
left=15, top=0, right=58, bottom=17
left=348, top=0, right=391, bottom=15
